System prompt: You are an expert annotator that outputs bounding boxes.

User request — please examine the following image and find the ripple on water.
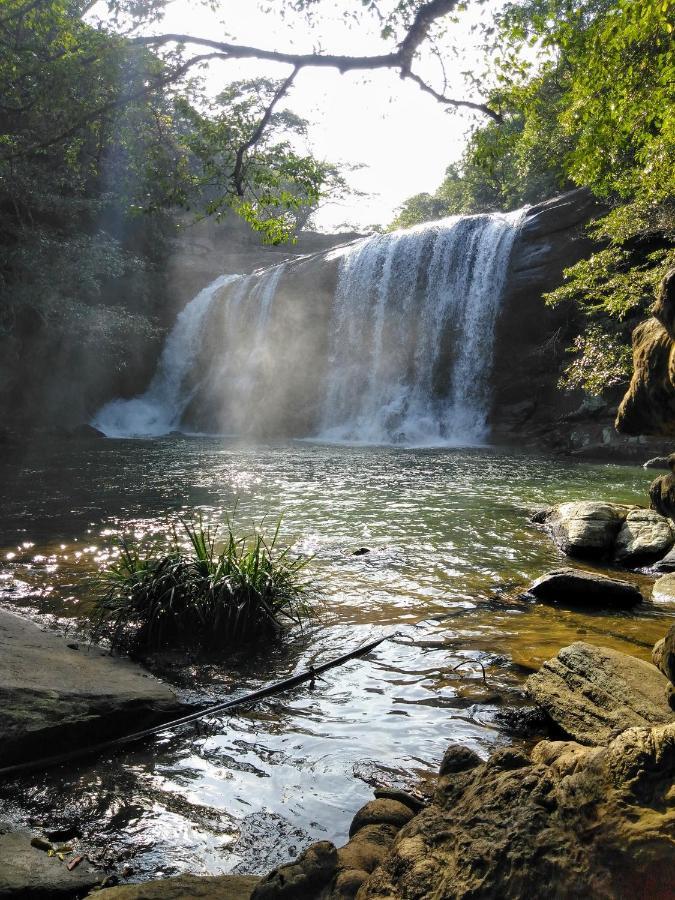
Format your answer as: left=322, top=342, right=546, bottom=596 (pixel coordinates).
left=0, top=437, right=671, bottom=877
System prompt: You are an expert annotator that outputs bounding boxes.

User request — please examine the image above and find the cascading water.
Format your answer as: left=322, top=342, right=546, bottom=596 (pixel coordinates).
left=92, top=211, right=523, bottom=443
left=92, top=274, right=240, bottom=437
left=318, top=210, right=524, bottom=445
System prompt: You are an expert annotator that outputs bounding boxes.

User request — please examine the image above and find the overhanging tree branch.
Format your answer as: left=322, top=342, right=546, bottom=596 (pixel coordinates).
left=129, top=0, right=502, bottom=122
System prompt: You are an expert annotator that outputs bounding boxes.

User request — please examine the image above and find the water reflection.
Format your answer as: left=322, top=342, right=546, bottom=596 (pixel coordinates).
left=0, top=438, right=671, bottom=877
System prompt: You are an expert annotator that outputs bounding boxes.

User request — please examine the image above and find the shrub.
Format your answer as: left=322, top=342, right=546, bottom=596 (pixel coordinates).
left=91, top=515, right=313, bottom=654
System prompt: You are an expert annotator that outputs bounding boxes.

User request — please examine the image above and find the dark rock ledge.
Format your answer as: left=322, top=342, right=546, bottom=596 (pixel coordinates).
left=0, top=608, right=184, bottom=769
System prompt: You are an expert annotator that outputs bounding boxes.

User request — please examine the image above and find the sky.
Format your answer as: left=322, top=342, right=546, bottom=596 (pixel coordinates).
left=140, top=1, right=500, bottom=231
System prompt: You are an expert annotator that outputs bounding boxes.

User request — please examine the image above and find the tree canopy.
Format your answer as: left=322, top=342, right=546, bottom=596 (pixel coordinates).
left=392, top=0, right=675, bottom=395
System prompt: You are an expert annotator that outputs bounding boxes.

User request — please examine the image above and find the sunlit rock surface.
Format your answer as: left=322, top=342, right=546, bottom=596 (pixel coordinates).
left=618, top=269, right=675, bottom=436
left=358, top=723, right=675, bottom=900
left=527, top=642, right=674, bottom=745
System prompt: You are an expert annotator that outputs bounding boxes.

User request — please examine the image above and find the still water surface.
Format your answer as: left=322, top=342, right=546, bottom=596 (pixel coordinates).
left=0, top=438, right=670, bottom=877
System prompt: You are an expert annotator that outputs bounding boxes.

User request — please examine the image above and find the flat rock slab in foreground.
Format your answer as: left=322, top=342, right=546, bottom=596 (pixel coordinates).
left=527, top=641, right=674, bottom=745
left=93, top=874, right=261, bottom=899
left=0, top=830, right=101, bottom=898
left=0, top=609, right=182, bottom=767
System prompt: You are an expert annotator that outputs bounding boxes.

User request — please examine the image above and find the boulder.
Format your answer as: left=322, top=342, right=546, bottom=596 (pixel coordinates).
left=653, top=625, right=675, bottom=683
left=253, top=794, right=415, bottom=899
left=348, top=800, right=414, bottom=838
left=358, top=723, right=675, bottom=900
left=251, top=841, right=338, bottom=899
left=617, top=269, right=675, bottom=436
left=652, top=572, right=675, bottom=604
left=0, top=610, right=182, bottom=767
left=650, top=470, right=675, bottom=519
left=654, top=545, right=675, bottom=571
left=0, top=830, right=102, bottom=898
left=93, top=875, right=260, bottom=899
left=613, top=508, right=674, bottom=563
left=525, top=567, right=642, bottom=609
left=643, top=455, right=673, bottom=469
left=526, top=642, right=674, bottom=745
left=543, top=501, right=627, bottom=557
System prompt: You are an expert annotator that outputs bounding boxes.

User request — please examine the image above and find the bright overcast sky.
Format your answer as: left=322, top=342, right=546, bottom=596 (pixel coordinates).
left=142, top=1, right=501, bottom=230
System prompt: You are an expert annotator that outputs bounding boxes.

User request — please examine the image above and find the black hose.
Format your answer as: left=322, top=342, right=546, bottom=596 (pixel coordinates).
left=0, top=633, right=391, bottom=779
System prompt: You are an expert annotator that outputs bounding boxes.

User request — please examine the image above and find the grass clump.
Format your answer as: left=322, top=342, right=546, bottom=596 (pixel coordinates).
left=92, top=515, right=313, bottom=654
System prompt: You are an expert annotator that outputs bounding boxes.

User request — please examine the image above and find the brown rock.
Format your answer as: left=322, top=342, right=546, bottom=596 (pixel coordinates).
left=358, top=723, right=675, bottom=900
left=653, top=625, right=675, bottom=685
left=438, top=743, right=482, bottom=776
left=527, top=642, right=674, bottom=745
left=348, top=800, right=414, bottom=838
left=617, top=269, right=675, bottom=436
left=251, top=841, right=338, bottom=900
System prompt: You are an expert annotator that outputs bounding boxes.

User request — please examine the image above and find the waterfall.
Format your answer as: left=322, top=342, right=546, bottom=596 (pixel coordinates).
left=92, top=211, right=523, bottom=442
left=318, top=211, right=524, bottom=445
left=92, top=274, right=239, bottom=437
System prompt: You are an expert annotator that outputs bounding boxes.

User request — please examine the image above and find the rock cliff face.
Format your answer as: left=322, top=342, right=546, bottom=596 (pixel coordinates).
left=489, top=188, right=604, bottom=432
left=617, top=269, right=675, bottom=436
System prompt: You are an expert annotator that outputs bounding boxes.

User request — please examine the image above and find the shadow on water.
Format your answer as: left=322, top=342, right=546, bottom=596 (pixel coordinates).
left=0, top=437, right=671, bottom=877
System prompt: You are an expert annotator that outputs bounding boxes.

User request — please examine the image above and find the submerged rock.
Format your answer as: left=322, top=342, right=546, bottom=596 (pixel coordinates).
left=359, top=722, right=675, bottom=900
left=543, top=501, right=627, bottom=557
left=613, top=508, right=675, bottom=563
left=525, top=567, right=642, bottom=609
left=93, top=874, right=261, bottom=899
left=526, top=642, right=673, bottom=745
left=0, top=830, right=102, bottom=898
left=0, top=610, right=182, bottom=767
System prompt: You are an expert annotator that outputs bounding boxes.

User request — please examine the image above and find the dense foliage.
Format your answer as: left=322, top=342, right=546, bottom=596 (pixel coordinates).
left=92, top=517, right=313, bottom=654
left=392, top=0, right=675, bottom=396
left=0, top=0, right=350, bottom=424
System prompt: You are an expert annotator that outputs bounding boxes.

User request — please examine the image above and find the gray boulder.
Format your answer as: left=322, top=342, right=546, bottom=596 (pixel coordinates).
left=526, top=567, right=642, bottom=609
left=527, top=642, right=674, bottom=745
left=613, top=508, right=675, bottom=563
left=544, top=501, right=627, bottom=557
left=652, top=572, right=675, bottom=605
left=0, top=610, right=182, bottom=767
